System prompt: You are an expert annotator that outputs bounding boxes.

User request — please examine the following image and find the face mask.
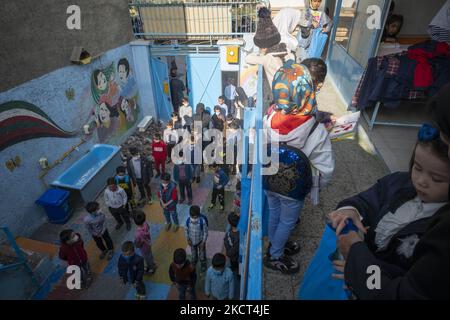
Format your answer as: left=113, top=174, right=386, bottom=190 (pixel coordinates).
left=227, top=121, right=232, bottom=124
left=133, top=155, right=140, bottom=160
left=69, top=234, right=79, bottom=244
left=190, top=217, right=199, bottom=223
left=215, top=112, right=221, bottom=116
left=154, top=139, right=160, bottom=143
left=162, top=183, right=169, bottom=188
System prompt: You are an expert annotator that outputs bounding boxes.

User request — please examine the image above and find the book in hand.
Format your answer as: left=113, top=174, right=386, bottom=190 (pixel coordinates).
left=329, top=111, right=360, bottom=141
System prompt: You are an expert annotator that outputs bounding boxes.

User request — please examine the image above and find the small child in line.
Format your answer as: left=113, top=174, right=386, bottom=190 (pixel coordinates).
left=104, top=177, right=131, bottom=231
left=209, top=164, right=230, bottom=211
left=224, top=212, right=240, bottom=275
left=205, top=253, right=234, bottom=300
left=118, top=241, right=146, bottom=300
left=185, top=205, right=209, bottom=272
left=169, top=248, right=197, bottom=300
left=152, top=133, right=167, bottom=179
left=157, top=173, right=179, bottom=231
left=84, top=201, right=114, bottom=260
left=59, top=229, right=92, bottom=288
left=133, top=210, right=157, bottom=274
left=115, top=166, right=134, bottom=210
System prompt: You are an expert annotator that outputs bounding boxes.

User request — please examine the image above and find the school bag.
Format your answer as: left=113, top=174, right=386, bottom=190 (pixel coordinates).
left=263, top=120, right=319, bottom=201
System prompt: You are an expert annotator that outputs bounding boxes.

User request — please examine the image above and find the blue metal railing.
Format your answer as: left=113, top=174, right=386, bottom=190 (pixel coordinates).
left=240, top=65, right=264, bottom=300
left=0, top=226, right=38, bottom=287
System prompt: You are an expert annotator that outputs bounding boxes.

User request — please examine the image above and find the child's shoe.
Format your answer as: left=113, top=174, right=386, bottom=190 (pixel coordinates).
left=148, top=198, right=153, bottom=205
left=208, top=203, right=215, bottom=210
left=135, top=293, right=147, bottom=300
left=196, top=177, right=201, bottom=183
left=173, top=224, right=179, bottom=232
left=165, top=223, right=172, bottom=231
left=145, top=266, right=157, bottom=274
left=99, top=250, right=108, bottom=260
left=220, top=205, right=224, bottom=211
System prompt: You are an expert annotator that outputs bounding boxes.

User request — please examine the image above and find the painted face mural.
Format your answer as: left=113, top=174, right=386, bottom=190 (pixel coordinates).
left=96, top=72, right=107, bottom=91
left=98, top=102, right=111, bottom=128
left=120, top=97, right=134, bottom=122
left=118, top=64, right=128, bottom=83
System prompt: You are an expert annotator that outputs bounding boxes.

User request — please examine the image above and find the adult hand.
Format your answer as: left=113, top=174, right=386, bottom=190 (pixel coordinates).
left=337, top=231, right=363, bottom=260
left=331, top=259, right=346, bottom=280
left=328, top=209, right=366, bottom=235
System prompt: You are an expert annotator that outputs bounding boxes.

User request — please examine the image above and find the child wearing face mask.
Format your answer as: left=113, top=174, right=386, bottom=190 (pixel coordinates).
left=164, top=121, right=178, bottom=163
left=105, top=177, right=131, bottom=230
left=157, top=173, right=180, bottom=232
left=84, top=201, right=114, bottom=260
left=179, top=97, right=193, bottom=131
left=127, top=147, right=154, bottom=205
left=59, top=229, right=92, bottom=288
left=185, top=205, right=209, bottom=272
left=211, top=105, right=226, bottom=132
left=169, top=248, right=197, bottom=300
left=152, top=133, right=167, bottom=179
left=205, top=253, right=234, bottom=300
left=118, top=241, right=146, bottom=300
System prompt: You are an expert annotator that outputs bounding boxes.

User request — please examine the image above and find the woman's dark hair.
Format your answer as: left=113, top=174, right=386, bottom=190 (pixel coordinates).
left=133, top=210, right=146, bottom=226
left=301, top=58, right=328, bottom=90
left=173, top=248, right=187, bottom=264
left=118, top=58, right=130, bottom=76
left=212, top=253, right=226, bottom=268
left=93, top=70, right=103, bottom=86
left=59, top=229, right=74, bottom=244
left=430, top=83, right=450, bottom=140
left=85, top=201, right=99, bottom=213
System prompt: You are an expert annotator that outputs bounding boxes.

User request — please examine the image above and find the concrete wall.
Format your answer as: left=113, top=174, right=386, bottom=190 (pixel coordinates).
left=0, top=0, right=133, bottom=93
left=0, top=44, right=144, bottom=237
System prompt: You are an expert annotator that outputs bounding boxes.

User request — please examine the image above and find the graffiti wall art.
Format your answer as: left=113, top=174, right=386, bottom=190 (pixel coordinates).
left=85, top=58, right=140, bottom=143
left=0, top=100, right=77, bottom=152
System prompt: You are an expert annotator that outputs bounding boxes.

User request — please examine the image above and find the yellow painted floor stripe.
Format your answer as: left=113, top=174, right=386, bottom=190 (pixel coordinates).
left=15, top=237, right=58, bottom=258
left=146, top=226, right=188, bottom=284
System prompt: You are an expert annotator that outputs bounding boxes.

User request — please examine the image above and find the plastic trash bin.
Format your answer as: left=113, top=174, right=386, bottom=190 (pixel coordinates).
left=35, top=188, right=72, bottom=224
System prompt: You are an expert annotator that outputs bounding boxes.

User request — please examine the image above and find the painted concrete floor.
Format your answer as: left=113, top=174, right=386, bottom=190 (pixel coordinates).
left=28, top=167, right=236, bottom=300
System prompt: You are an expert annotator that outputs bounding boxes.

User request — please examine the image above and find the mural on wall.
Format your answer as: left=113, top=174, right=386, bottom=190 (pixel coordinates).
left=0, top=100, right=77, bottom=152
left=85, top=58, right=140, bottom=143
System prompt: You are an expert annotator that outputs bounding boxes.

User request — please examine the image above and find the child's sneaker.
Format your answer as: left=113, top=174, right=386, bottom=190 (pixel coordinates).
left=220, top=205, right=224, bottom=211
left=173, top=224, right=179, bottom=232
left=99, top=250, right=108, bottom=260
left=135, top=293, right=146, bottom=300
left=145, top=266, right=157, bottom=274
left=196, top=177, right=200, bottom=183
left=263, top=255, right=300, bottom=274
left=284, top=240, right=300, bottom=256
left=107, top=250, right=114, bottom=260
left=165, top=223, right=172, bottom=231
left=208, top=203, right=215, bottom=210
left=148, top=198, right=153, bottom=205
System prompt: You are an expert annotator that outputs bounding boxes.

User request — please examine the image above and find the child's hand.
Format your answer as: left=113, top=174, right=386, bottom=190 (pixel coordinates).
left=312, top=20, right=319, bottom=29
left=328, top=209, right=366, bottom=235
left=331, top=259, right=346, bottom=280
left=337, top=232, right=363, bottom=260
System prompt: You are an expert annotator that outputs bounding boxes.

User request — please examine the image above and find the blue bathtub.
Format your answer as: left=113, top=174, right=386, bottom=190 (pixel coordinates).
left=51, top=144, right=122, bottom=203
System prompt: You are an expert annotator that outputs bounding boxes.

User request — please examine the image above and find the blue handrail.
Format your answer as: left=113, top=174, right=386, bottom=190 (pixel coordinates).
left=0, top=226, right=39, bottom=287
left=240, top=65, right=264, bottom=300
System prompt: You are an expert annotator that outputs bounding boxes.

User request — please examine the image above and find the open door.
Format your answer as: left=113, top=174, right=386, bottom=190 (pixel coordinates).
left=150, top=57, right=173, bottom=122
left=186, top=54, right=222, bottom=113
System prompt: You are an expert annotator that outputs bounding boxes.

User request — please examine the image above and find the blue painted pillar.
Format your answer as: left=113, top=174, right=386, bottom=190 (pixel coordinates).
left=130, top=40, right=157, bottom=119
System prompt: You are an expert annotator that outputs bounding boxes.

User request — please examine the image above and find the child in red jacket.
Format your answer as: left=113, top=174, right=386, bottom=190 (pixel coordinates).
left=152, top=133, right=167, bottom=179
left=59, top=229, right=92, bottom=288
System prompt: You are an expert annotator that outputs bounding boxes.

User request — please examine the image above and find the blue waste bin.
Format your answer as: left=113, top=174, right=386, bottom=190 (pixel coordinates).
left=35, top=188, right=72, bottom=224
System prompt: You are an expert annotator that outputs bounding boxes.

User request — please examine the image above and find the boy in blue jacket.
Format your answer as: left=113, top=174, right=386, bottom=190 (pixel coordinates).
left=205, top=253, right=234, bottom=300
left=118, top=241, right=146, bottom=300
left=208, top=164, right=229, bottom=211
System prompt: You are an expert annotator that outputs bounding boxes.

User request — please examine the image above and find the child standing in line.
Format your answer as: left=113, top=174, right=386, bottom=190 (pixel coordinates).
left=173, top=152, right=193, bottom=205
left=205, top=253, right=234, bottom=300
left=84, top=201, right=114, bottom=260
left=118, top=241, right=146, bottom=300
left=157, top=173, right=179, bottom=232
left=217, top=95, right=228, bottom=117
left=127, top=147, right=154, bottom=205
left=169, top=248, right=197, bottom=300
left=104, top=177, right=131, bottom=231
left=164, top=121, right=178, bottom=163
left=59, top=229, right=92, bottom=288
left=208, top=164, right=230, bottom=211
left=224, top=212, right=240, bottom=275
left=133, top=210, right=157, bottom=274
left=185, top=205, right=209, bottom=272
left=152, top=133, right=167, bottom=179
left=211, top=105, right=226, bottom=132
left=179, top=97, right=193, bottom=131
left=115, top=166, right=134, bottom=210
